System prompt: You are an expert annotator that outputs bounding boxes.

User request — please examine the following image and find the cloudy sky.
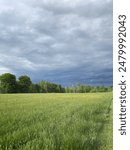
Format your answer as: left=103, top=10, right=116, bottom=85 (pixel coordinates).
left=0, top=0, right=113, bottom=86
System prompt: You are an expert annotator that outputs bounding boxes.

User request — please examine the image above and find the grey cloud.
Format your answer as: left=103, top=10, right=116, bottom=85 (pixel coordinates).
left=0, top=0, right=113, bottom=85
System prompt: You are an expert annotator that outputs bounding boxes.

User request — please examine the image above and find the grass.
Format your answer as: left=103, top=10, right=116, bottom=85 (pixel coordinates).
left=0, top=92, right=112, bottom=150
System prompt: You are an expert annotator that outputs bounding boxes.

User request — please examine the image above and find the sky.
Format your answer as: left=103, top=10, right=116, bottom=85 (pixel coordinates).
left=0, top=0, right=113, bottom=86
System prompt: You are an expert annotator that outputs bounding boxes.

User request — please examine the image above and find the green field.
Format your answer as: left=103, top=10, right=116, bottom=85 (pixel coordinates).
left=0, top=93, right=112, bottom=150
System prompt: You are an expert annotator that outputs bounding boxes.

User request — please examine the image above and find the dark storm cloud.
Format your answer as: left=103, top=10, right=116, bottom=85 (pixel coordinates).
left=0, top=0, right=112, bottom=85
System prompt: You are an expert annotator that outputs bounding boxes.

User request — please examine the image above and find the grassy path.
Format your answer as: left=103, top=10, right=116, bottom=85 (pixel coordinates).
left=86, top=94, right=113, bottom=150
left=99, top=98, right=113, bottom=150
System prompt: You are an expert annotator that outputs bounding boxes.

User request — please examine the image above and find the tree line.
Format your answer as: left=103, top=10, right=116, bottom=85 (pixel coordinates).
left=0, top=73, right=112, bottom=93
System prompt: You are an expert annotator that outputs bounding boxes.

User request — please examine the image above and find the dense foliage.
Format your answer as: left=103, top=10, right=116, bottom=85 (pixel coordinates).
left=0, top=73, right=112, bottom=93
left=0, top=73, right=17, bottom=93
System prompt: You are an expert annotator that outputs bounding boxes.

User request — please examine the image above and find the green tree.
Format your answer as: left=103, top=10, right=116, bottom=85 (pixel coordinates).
left=90, top=86, right=97, bottom=93
left=107, top=86, right=113, bottom=92
left=18, top=75, right=32, bottom=93
left=57, top=85, right=65, bottom=93
left=29, top=84, right=40, bottom=93
left=38, top=81, right=47, bottom=93
left=0, top=73, right=17, bottom=93
left=38, top=81, right=65, bottom=93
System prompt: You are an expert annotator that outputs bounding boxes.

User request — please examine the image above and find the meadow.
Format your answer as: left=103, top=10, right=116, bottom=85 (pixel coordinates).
left=0, top=93, right=112, bottom=150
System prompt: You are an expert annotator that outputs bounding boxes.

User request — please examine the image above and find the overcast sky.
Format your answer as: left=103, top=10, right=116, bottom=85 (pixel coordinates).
left=0, top=0, right=113, bottom=86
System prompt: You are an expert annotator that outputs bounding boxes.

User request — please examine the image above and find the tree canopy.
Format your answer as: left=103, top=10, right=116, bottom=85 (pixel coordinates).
left=0, top=73, right=17, bottom=93
left=0, top=73, right=112, bottom=94
left=18, top=75, right=32, bottom=93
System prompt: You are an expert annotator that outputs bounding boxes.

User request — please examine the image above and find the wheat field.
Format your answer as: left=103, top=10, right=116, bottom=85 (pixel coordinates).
left=0, top=93, right=112, bottom=150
